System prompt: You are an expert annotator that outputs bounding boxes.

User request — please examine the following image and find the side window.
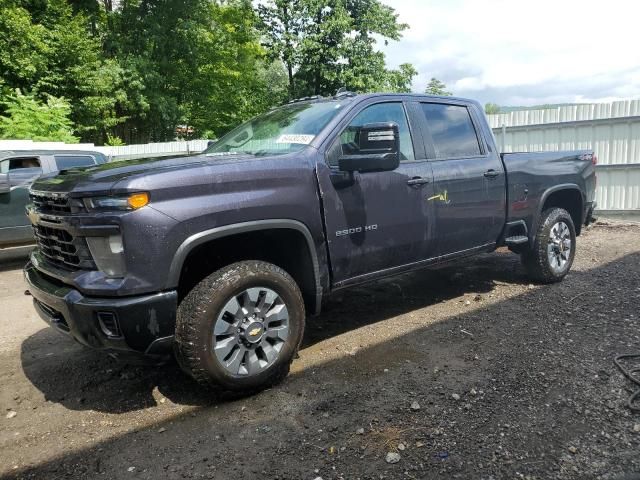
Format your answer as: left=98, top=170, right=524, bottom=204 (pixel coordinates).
left=335, top=102, right=415, bottom=164
left=420, top=103, right=482, bottom=158
left=7, top=157, right=41, bottom=171
left=3, top=157, right=42, bottom=187
left=54, top=155, right=96, bottom=169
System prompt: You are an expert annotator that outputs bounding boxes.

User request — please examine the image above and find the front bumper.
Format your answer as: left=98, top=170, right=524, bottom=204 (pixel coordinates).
left=24, top=262, right=177, bottom=356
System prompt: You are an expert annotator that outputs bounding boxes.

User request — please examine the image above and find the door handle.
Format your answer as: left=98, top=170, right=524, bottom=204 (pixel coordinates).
left=484, top=169, right=500, bottom=178
left=407, top=176, right=430, bottom=186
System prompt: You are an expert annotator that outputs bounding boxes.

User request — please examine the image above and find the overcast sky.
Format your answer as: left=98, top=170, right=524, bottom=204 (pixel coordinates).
left=379, top=0, right=640, bottom=106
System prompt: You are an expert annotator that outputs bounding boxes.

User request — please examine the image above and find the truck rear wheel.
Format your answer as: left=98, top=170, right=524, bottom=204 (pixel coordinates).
left=522, top=207, right=576, bottom=283
left=174, top=260, right=305, bottom=394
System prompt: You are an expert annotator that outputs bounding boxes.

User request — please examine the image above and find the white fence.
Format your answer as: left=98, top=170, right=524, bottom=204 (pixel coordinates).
left=0, top=139, right=210, bottom=159
left=488, top=99, right=640, bottom=212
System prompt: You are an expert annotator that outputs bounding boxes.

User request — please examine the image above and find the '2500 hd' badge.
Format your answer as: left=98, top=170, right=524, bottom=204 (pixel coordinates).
left=336, top=224, right=378, bottom=237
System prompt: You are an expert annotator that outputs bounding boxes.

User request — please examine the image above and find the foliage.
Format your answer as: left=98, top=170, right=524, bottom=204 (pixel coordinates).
left=485, top=103, right=501, bottom=114
left=103, top=0, right=288, bottom=141
left=0, top=0, right=132, bottom=144
left=0, top=90, right=78, bottom=142
left=105, top=133, right=125, bottom=146
left=381, top=63, right=418, bottom=93
left=425, top=78, right=451, bottom=96
left=0, top=0, right=416, bottom=144
left=257, top=0, right=414, bottom=97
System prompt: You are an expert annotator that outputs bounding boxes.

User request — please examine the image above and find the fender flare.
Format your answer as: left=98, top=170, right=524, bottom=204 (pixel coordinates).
left=531, top=184, right=584, bottom=245
left=166, top=219, right=323, bottom=313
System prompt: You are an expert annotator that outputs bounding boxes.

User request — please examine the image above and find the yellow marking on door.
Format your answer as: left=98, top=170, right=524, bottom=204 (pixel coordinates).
left=427, top=190, right=450, bottom=203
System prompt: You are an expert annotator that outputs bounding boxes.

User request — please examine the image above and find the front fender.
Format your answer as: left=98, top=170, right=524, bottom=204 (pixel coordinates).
left=165, top=219, right=323, bottom=313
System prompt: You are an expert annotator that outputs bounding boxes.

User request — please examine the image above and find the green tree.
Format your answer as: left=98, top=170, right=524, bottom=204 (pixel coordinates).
left=0, top=90, right=78, bottom=142
left=0, top=0, right=417, bottom=144
left=380, top=63, right=417, bottom=93
left=108, top=0, right=281, bottom=141
left=0, top=2, right=50, bottom=88
left=258, top=0, right=413, bottom=97
left=485, top=102, right=501, bottom=114
left=257, top=0, right=303, bottom=97
left=0, top=0, right=133, bottom=144
left=425, top=77, right=451, bottom=96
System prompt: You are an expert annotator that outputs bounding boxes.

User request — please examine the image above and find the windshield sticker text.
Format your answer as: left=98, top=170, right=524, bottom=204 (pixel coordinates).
left=276, top=134, right=315, bottom=145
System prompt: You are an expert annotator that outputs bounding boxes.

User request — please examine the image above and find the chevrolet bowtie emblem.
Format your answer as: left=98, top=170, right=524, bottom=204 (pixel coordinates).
left=249, top=327, right=262, bottom=337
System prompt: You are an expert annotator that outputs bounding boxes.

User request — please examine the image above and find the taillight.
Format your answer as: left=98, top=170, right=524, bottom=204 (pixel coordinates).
left=578, top=153, right=597, bottom=164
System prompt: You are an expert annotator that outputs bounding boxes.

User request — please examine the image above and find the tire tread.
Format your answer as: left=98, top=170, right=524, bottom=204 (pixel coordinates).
left=522, top=207, right=576, bottom=284
left=174, top=260, right=304, bottom=395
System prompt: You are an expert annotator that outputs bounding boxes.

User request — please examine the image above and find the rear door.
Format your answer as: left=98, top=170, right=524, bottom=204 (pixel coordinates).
left=316, top=98, right=435, bottom=286
left=416, top=101, right=505, bottom=256
left=0, top=156, right=43, bottom=244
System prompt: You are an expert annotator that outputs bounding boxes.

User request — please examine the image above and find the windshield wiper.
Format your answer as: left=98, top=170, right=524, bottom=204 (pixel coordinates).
left=252, top=150, right=273, bottom=157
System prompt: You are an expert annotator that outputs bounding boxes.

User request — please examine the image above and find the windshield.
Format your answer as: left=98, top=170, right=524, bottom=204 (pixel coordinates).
left=205, top=101, right=347, bottom=157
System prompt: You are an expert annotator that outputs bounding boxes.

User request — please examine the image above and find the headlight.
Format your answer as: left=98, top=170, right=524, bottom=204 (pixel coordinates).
left=83, top=192, right=149, bottom=211
left=86, top=235, right=126, bottom=277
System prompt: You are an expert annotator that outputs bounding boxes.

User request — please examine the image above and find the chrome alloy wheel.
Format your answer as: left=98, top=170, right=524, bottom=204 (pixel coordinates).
left=547, top=221, right=572, bottom=273
left=212, top=287, right=289, bottom=376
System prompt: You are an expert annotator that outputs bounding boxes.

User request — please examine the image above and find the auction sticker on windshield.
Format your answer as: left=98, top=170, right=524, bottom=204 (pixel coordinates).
left=276, top=134, right=315, bottom=144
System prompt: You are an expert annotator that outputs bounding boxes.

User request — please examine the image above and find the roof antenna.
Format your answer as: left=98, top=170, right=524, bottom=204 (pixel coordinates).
left=336, top=87, right=347, bottom=95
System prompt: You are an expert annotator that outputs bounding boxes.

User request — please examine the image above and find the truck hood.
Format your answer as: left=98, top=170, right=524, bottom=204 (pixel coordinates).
left=30, top=153, right=257, bottom=197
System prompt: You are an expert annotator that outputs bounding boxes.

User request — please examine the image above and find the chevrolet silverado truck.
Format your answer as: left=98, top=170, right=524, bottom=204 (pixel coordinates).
left=24, top=93, right=597, bottom=393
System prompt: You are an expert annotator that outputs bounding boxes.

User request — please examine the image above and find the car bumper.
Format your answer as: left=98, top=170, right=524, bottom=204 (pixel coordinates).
left=24, top=262, right=177, bottom=356
left=584, top=201, right=597, bottom=226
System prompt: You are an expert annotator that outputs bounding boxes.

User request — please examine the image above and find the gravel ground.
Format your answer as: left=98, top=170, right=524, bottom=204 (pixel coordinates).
left=1, top=222, right=639, bottom=480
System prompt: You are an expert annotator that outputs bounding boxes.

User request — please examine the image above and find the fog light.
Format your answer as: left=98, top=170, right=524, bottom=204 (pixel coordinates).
left=86, top=235, right=126, bottom=277
left=108, top=235, right=123, bottom=254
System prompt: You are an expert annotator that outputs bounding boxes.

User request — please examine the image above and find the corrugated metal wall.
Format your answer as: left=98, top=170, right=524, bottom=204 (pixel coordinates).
left=488, top=100, right=640, bottom=212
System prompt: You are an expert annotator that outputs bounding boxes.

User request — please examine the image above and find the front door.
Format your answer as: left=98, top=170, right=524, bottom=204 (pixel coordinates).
left=316, top=100, right=435, bottom=286
left=417, top=102, right=505, bottom=256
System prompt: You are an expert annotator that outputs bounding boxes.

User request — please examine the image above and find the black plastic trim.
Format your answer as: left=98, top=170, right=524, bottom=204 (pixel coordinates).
left=167, top=219, right=323, bottom=314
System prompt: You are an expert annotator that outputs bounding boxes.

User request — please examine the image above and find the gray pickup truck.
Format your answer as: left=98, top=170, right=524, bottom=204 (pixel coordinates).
left=24, top=93, right=596, bottom=394
left=0, top=150, right=108, bottom=258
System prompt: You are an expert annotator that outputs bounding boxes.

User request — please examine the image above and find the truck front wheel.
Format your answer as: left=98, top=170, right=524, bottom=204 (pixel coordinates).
left=522, top=207, right=576, bottom=283
left=174, top=260, right=305, bottom=394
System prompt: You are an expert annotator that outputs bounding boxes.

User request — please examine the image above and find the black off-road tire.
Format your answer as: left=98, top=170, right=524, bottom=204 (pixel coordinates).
left=174, top=260, right=305, bottom=395
left=522, top=207, right=576, bottom=284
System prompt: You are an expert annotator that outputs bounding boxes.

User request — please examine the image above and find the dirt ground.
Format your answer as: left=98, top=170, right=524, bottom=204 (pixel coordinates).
left=1, top=222, right=639, bottom=480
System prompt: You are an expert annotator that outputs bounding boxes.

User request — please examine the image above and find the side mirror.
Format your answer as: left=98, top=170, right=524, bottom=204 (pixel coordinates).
left=0, top=173, right=9, bottom=194
left=338, top=122, right=400, bottom=173
left=207, top=140, right=216, bottom=148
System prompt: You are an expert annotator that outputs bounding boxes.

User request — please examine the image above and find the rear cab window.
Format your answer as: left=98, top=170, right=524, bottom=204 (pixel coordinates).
left=420, top=103, right=482, bottom=159
left=54, top=155, right=96, bottom=170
